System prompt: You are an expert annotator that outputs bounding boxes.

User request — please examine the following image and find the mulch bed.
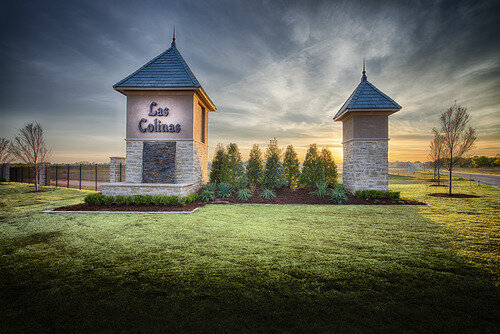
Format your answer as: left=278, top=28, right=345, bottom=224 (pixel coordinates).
left=52, top=188, right=424, bottom=212
left=428, top=193, right=480, bottom=198
left=429, top=184, right=447, bottom=187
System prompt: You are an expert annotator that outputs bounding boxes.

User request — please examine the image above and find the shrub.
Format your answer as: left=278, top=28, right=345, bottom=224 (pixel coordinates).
left=115, top=195, right=128, bottom=205
left=227, top=143, right=247, bottom=188
left=246, top=144, right=263, bottom=187
left=310, top=182, right=329, bottom=197
left=218, top=183, right=232, bottom=198
left=132, top=194, right=149, bottom=205
left=125, top=196, right=134, bottom=206
left=262, top=138, right=286, bottom=189
left=199, top=189, right=216, bottom=202
left=300, top=144, right=324, bottom=187
left=330, top=184, right=348, bottom=204
left=152, top=195, right=164, bottom=205
left=209, top=143, right=230, bottom=184
left=84, top=193, right=106, bottom=205
left=321, top=148, right=338, bottom=187
left=354, top=190, right=400, bottom=200
left=236, top=188, right=253, bottom=201
left=180, top=193, right=198, bottom=205
left=259, top=188, right=276, bottom=199
left=103, top=195, right=114, bottom=205
left=161, top=195, right=179, bottom=205
left=283, top=145, right=300, bottom=187
left=0, top=177, right=6, bottom=182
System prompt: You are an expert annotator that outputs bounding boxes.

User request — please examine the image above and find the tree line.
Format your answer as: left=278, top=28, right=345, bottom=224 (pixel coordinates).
left=209, top=138, right=338, bottom=189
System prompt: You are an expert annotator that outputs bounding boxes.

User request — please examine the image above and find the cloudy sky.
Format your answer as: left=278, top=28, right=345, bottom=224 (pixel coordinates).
left=0, top=0, right=498, bottom=163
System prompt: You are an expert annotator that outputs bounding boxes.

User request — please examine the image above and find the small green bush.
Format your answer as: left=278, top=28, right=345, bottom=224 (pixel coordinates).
left=180, top=193, right=199, bottom=205
left=103, top=195, right=114, bottom=205
left=259, top=188, right=276, bottom=199
left=199, top=189, right=216, bottom=202
left=84, top=193, right=106, bottom=205
left=310, top=182, right=329, bottom=197
left=132, top=195, right=148, bottom=205
left=218, top=183, right=232, bottom=198
left=151, top=195, right=164, bottom=205
left=115, top=195, right=128, bottom=205
left=0, top=177, right=6, bottom=182
left=236, top=188, right=253, bottom=201
left=161, top=195, right=179, bottom=205
left=125, top=196, right=134, bottom=205
left=354, top=190, right=400, bottom=200
left=329, top=184, right=348, bottom=204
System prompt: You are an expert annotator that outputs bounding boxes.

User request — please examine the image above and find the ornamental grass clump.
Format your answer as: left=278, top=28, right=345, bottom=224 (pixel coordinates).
left=199, top=189, right=216, bottom=202
left=310, top=182, right=329, bottom=197
left=218, top=183, right=232, bottom=198
left=203, top=183, right=217, bottom=192
left=259, top=188, right=276, bottom=199
left=330, top=184, right=348, bottom=204
left=236, top=188, right=253, bottom=201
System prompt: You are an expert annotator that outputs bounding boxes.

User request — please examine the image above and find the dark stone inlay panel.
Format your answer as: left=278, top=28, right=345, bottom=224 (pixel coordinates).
left=142, top=142, right=176, bottom=183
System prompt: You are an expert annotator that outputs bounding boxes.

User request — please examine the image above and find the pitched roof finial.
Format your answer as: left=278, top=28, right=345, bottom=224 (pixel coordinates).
left=171, top=26, right=176, bottom=48
left=361, top=58, right=367, bottom=82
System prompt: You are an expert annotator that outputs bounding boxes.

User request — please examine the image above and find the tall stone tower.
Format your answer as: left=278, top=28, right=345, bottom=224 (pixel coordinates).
left=102, top=35, right=216, bottom=197
left=334, top=63, right=401, bottom=193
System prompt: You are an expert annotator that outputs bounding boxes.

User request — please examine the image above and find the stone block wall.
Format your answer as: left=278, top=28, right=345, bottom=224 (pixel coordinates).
left=342, top=139, right=388, bottom=193
left=126, top=140, right=143, bottom=183
left=175, top=141, right=194, bottom=184
left=193, top=141, right=208, bottom=186
left=110, top=157, right=126, bottom=183
left=101, top=182, right=197, bottom=197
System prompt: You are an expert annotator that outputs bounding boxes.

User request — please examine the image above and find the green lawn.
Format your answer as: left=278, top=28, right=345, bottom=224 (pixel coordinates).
left=0, top=182, right=498, bottom=332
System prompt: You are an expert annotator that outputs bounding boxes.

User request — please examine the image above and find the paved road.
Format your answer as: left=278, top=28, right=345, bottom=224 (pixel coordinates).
left=453, top=172, right=500, bottom=188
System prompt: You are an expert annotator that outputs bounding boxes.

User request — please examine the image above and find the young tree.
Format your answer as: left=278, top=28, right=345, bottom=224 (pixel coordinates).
left=209, top=143, right=230, bottom=184
left=439, top=104, right=477, bottom=195
left=321, top=148, right=337, bottom=187
left=246, top=144, right=263, bottom=187
left=283, top=145, right=300, bottom=188
left=300, top=144, right=323, bottom=187
left=429, top=128, right=445, bottom=185
left=262, top=138, right=286, bottom=189
left=226, top=143, right=246, bottom=187
left=9, top=122, right=50, bottom=191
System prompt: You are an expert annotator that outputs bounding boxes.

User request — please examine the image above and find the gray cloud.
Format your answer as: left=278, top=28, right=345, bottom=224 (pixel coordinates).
left=0, top=0, right=498, bottom=162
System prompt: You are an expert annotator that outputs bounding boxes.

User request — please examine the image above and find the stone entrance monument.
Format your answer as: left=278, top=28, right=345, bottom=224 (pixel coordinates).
left=334, top=63, right=401, bottom=193
left=102, top=35, right=216, bottom=197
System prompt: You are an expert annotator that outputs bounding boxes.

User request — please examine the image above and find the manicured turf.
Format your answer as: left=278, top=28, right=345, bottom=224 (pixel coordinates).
left=0, top=182, right=498, bottom=332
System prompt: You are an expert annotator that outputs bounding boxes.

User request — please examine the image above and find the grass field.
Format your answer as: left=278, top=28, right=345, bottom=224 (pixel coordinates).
left=0, top=182, right=499, bottom=332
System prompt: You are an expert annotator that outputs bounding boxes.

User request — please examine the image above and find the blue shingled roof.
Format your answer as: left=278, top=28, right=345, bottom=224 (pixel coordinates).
left=114, top=44, right=201, bottom=88
left=334, top=76, right=401, bottom=120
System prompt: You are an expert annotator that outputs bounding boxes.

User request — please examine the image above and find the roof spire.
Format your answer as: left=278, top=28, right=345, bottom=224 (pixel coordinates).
left=171, top=26, right=176, bottom=48
left=361, top=58, right=367, bottom=82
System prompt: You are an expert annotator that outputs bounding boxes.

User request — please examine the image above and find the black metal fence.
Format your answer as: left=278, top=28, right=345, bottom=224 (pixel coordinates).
left=8, top=163, right=126, bottom=191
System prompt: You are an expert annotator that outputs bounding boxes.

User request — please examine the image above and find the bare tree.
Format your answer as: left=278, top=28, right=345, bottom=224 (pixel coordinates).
left=9, top=123, right=50, bottom=191
left=0, top=138, right=12, bottom=164
left=428, top=128, right=445, bottom=185
left=439, top=104, right=476, bottom=195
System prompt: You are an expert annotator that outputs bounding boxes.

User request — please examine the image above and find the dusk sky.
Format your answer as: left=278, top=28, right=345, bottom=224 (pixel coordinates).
left=0, top=0, right=498, bottom=163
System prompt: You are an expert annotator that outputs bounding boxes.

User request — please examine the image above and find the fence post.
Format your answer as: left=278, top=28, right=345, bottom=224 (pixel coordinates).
left=79, top=164, right=82, bottom=190
left=55, top=164, right=58, bottom=188
left=20, top=167, right=23, bottom=183
left=67, top=164, right=70, bottom=188
left=95, top=164, right=98, bottom=191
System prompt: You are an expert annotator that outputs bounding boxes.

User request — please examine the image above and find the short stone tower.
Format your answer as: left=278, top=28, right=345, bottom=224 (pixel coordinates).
left=102, top=35, right=216, bottom=197
left=334, top=63, right=401, bottom=193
